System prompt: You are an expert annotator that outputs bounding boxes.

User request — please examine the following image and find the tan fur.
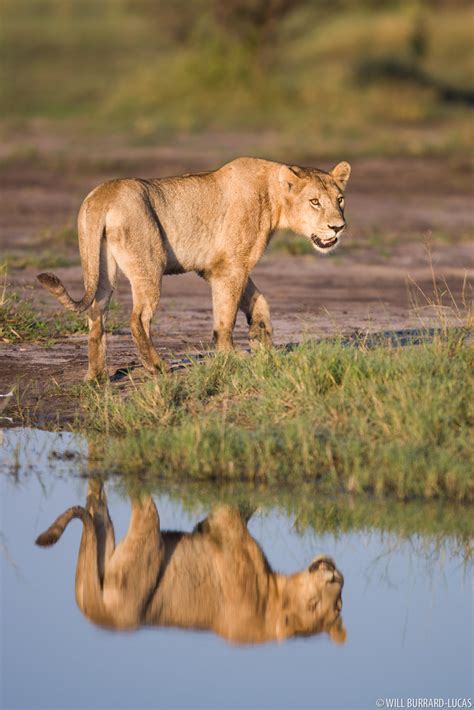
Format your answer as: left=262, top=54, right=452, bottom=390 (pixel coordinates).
left=37, top=157, right=351, bottom=379
left=36, top=482, right=346, bottom=645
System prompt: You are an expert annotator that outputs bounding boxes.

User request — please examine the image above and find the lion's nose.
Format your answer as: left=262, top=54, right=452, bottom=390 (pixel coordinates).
left=328, top=224, right=344, bottom=234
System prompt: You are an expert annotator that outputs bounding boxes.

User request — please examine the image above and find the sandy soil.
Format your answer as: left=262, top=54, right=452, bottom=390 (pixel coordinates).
left=0, top=139, right=472, bottom=425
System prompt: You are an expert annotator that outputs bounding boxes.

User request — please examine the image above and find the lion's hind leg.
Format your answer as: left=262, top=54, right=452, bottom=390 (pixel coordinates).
left=110, top=226, right=165, bottom=374
left=85, top=479, right=115, bottom=584
left=35, top=502, right=109, bottom=623
left=85, top=241, right=117, bottom=381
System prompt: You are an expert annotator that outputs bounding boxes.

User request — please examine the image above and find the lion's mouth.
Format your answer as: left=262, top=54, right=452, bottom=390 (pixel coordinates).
left=311, top=235, right=339, bottom=250
left=309, top=557, right=336, bottom=573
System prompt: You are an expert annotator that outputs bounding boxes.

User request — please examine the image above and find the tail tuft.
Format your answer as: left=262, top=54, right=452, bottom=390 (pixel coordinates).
left=35, top=527, right=62, bottom=547
left=37, top=272, right=93, bottom=313
left=37, top=272, right=65, bottom=296
left=35, top=505, right=87, bottom=547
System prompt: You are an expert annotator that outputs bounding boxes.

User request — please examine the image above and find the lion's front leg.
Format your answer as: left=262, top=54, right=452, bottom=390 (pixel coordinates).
left=239, top=277, right=273, bottom=350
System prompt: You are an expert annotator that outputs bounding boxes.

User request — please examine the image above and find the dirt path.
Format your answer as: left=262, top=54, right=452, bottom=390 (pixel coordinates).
left=0, top=145, right=472, bottom=425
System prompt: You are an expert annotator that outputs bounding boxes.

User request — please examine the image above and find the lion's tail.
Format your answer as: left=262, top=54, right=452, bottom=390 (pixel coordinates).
left=37, top=201, right=105, bottom=314
left=36, top=504, right=112, bottom=626
left=35, top=505, right=91, bottom=547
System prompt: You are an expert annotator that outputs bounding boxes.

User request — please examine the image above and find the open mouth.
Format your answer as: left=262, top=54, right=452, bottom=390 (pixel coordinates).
left=311, top=235, right=339, bottom=250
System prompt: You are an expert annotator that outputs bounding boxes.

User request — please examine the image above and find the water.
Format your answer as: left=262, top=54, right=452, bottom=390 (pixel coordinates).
left=1, top=429, right=472, bottom=709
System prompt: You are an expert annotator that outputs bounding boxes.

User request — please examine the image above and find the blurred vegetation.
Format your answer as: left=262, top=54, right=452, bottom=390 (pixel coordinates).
left=1, top=0, right=473, bottom=155
left=2, top=222, right=80, bottom=271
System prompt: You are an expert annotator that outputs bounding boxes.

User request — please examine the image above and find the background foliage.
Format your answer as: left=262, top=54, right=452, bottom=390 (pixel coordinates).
left=2, top=0, right=473, bottom=155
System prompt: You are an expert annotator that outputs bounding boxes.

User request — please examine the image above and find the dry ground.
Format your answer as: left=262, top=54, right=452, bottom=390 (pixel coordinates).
left=0, top=135, right=472, bottom=424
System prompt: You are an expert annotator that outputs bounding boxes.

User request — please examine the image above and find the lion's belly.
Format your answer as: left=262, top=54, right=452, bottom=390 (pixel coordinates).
left=144, top=535, right=222, bottom=630
left=162, top=233, right=220, bottom=276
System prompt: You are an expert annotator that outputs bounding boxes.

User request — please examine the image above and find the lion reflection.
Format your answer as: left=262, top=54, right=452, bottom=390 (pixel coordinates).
left=36, top=482, right=345, bottom=645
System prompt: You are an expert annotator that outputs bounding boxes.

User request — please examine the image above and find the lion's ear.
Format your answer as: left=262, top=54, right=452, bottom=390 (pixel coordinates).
left=331, top=161, right=351, bottom=190
left=279, top=164, right=304, bottom=192
left=329, top=617, right=347, bottom=645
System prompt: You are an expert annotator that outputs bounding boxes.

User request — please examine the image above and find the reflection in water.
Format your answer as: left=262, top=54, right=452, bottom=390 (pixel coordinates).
left=36, top=480, right=345, bottom=645
left=2, top=428, right=470, bottom=708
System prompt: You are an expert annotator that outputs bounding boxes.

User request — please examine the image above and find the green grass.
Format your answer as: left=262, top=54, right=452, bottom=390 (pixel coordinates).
left=1, top=1, right=473, bottom=156
left=79, top=333, right=473, bottom=502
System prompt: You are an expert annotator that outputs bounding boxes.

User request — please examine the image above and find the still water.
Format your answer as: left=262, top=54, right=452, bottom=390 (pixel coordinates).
left=1, top=429, right=472, bottom=709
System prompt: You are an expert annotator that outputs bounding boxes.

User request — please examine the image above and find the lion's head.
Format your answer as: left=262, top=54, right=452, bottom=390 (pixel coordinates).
left=278, top=161, right=351, bottom=254
left=276, top=554, right=346, bottom=644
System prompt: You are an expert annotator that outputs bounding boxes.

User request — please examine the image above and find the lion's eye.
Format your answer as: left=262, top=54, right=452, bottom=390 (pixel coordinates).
left=337, top=195, right=344, bottom=204
left=310, top=198, right=320, bottom=208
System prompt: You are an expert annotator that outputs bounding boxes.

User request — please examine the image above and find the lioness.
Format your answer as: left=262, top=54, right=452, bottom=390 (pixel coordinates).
left=36, top=481, right=346, bottom=644
left=37, top=157, right=351, bottom=379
